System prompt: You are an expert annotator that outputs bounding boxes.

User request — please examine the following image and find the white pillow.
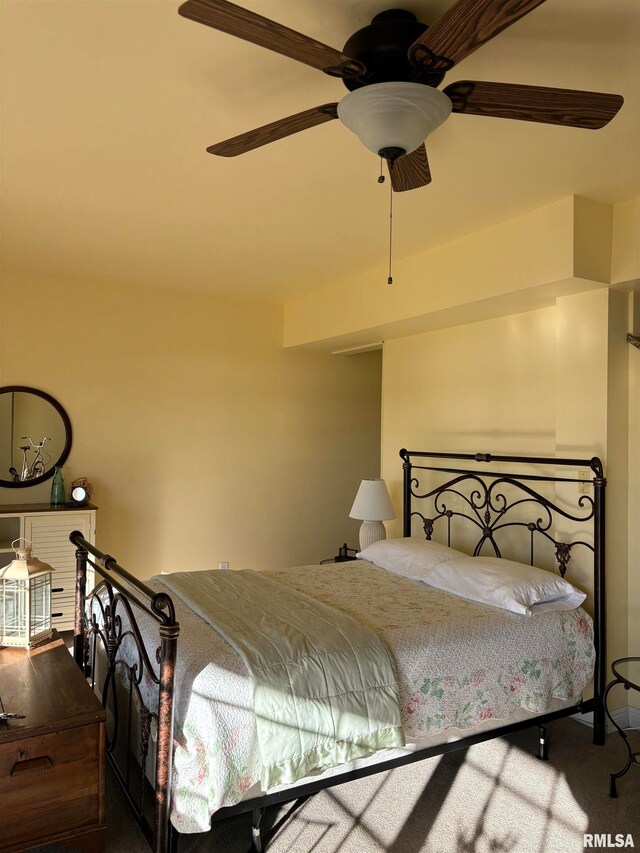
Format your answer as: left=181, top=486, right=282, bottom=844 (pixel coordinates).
left=357, top=537, right=465, bottom=579
left=425, top=555, right=586, bottom=616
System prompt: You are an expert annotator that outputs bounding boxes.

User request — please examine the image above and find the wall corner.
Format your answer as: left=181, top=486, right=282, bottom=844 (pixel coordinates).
left=573, top=196, right=614, bottom=284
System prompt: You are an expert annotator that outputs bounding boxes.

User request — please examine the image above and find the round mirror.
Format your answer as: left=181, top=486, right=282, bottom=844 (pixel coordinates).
left=0, top=386, right=72, bottom=488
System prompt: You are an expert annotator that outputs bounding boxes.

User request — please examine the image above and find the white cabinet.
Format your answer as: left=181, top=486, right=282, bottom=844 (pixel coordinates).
left=0, top=504, right=96, bottom=631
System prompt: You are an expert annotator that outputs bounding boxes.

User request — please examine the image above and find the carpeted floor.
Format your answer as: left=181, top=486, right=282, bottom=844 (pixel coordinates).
left=94, top=718, right=638, bottom=853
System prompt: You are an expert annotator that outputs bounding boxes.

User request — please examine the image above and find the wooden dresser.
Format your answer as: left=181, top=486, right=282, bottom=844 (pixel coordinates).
left=0, top=632, right=106, bottom=852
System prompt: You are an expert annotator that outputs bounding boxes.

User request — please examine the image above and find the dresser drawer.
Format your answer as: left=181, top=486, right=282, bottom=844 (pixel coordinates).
left=0, top=722, right=103, bottom=850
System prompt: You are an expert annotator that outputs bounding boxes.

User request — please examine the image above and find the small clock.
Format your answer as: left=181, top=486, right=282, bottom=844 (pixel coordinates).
left=70, top=478, right=92, bottom=505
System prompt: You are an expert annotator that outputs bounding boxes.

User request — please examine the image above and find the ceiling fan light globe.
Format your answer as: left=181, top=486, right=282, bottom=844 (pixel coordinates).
left=337, top=82, right=451, bottom=157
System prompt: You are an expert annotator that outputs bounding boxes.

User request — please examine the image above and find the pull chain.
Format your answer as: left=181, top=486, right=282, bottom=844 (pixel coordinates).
left=387, top=180, right=394, bottom=285
left=376, top=158, right=393, bottom=284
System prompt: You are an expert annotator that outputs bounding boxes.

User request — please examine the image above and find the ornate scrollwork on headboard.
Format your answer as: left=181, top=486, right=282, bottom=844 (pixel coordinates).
left=400, top=449, right=603, bottom=577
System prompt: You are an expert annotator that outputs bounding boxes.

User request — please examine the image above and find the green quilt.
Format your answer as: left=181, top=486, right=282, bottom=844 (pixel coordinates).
left=160, top=569, right=404, bottom=789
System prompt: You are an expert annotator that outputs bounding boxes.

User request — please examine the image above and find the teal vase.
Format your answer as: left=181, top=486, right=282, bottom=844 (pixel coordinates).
left=50, top=466, right=66, bottom=506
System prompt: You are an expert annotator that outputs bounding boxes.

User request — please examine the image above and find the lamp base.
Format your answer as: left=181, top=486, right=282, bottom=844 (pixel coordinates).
left=358, top=520, right=387, bottom=551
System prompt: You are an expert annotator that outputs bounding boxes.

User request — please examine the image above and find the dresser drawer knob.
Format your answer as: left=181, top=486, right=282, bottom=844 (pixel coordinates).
left=10, top=755, right=53, bottom=776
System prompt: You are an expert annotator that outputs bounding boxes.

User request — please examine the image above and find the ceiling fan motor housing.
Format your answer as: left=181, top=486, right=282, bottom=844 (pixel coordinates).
left=342, top=9, right=431, bottom=91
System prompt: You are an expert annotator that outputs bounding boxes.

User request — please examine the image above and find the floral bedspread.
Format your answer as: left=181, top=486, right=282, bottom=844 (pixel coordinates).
left=137, top=560, right=593, bottom=833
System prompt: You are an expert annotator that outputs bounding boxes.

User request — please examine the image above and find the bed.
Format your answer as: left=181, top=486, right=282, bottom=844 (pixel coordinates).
left=70, top=449, right=607, bottom=853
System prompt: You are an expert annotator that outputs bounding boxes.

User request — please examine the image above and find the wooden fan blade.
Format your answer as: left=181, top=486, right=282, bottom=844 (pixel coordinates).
left=207, top=104, right=338, bottom=157
left=179, top=0, right=364, bottom=77
left=389, top=145, right=432, bottom=192
left=409, top=0, right=547, bottom=71
left=444, top=81, right=624, bottom=129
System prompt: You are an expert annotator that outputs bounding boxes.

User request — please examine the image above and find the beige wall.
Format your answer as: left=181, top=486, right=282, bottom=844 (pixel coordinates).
left=0, top=275, right=382, bottom=575
left=612, top=198, right=640, bottom=285
left=380, top=293, right=633, bottom=706
left=629, top=325, right=640, bottom=707
left=615, top=209, right=640, bottom=696
left=555, top=290, right=631, bottom=699
left=381, top=307, right=557, bottom=535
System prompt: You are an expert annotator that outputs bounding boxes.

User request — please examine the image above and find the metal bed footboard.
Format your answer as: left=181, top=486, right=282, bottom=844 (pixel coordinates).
left=70, top=531, right=179, bottom=853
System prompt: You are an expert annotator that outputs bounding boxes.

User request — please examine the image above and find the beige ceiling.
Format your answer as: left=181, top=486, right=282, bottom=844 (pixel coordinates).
left=2, top=0, right=639, bottom=303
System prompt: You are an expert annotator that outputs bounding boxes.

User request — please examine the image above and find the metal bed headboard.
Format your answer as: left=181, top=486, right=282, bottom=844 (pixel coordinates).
left=399, top=448, right=606, bottom=741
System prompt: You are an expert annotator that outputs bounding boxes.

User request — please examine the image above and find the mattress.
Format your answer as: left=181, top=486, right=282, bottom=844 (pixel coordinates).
left=116, top=560, right=593, bottom=834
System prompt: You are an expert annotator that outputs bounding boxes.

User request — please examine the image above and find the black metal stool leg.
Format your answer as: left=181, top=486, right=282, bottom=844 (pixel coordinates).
left=608, top=727, right=635, bottom=798
left=603, top=678, right=639, bottom=798
left=537, top=724, right=549, bottom=761
left=610, top=772, right=618, bottom=798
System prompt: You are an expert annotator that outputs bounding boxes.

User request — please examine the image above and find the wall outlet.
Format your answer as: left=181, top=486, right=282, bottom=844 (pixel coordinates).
left=219, top=561, right=229, bottom=570
left=578, top=471, right=592, bottom=495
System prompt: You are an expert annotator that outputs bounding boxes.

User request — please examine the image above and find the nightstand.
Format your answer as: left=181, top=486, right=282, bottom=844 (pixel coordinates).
left=604, top=656, right=640, bottom=797
left=0, top=631, right=106, bottom=852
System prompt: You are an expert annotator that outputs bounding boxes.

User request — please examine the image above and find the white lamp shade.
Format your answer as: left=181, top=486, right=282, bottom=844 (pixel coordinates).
left=337, top=82, right=452, bottom=156
left=349, top=478, right=395, bottom=521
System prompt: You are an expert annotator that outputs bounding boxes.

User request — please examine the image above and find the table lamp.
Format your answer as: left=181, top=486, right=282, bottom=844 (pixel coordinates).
left=349, top=478, right=395, bottom=551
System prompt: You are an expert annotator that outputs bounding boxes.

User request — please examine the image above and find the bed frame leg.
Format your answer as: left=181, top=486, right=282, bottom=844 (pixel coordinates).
left=537, top=724, right=549, bottom=761
left=250, top=807, right=264, bottom=853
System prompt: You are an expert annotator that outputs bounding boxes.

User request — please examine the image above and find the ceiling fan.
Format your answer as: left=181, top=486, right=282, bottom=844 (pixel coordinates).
left=178, top=0, right=624, bottom=192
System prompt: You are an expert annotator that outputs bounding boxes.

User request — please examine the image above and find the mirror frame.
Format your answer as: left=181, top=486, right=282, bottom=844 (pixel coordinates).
left=0, top=385, right=73, bottom=489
